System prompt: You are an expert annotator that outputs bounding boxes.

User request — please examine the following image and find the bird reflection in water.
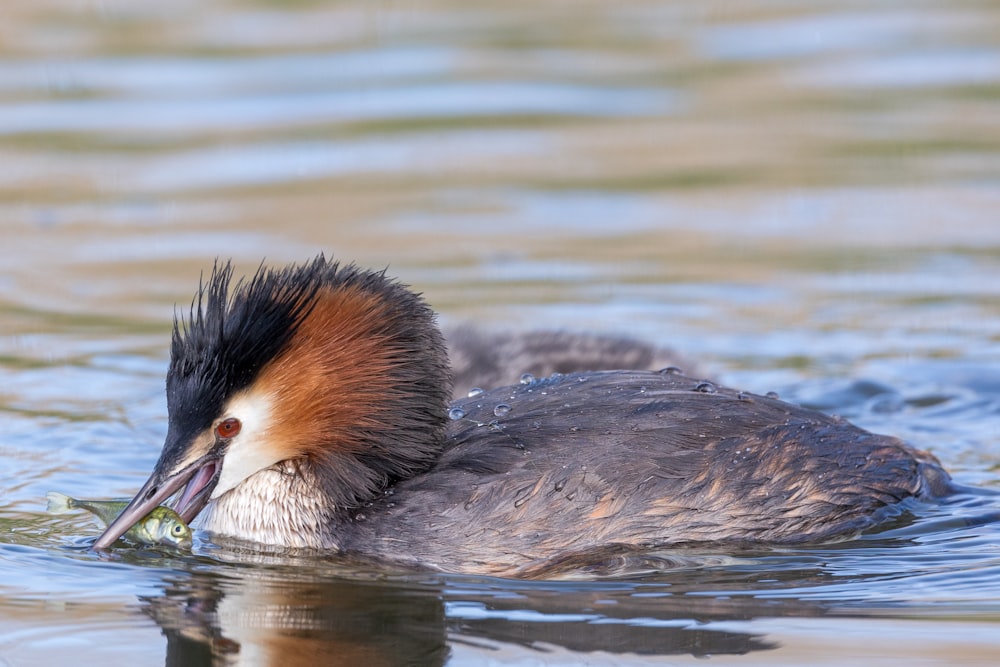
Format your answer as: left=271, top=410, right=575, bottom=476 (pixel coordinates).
left=142, top=549, right=812, bottom=667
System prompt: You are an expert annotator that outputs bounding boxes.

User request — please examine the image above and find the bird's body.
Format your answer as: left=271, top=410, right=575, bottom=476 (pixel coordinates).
left=93, top=256, right=951, bottom=577
left=444, top=325, right=697, bottom=400
left=351, top=371, right=947, bottom=575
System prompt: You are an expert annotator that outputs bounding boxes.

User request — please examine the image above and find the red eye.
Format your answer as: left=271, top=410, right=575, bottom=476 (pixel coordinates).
left=216, top=418, right=241, bottom=439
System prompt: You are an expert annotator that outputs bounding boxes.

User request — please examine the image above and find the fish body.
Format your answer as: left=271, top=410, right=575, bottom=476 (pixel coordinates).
left=47, top=492, right=192, bottom=549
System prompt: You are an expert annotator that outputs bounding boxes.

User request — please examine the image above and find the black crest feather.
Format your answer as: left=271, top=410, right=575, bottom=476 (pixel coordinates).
left=166, top=258, right=325, bottom=443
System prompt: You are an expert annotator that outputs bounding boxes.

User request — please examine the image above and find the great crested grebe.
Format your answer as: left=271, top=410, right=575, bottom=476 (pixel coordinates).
left=93, top=256, right=952, bottom=575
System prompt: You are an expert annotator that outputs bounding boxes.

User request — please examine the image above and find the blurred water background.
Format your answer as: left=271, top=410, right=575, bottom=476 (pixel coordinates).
left=1, top=0, right=999, bottom=665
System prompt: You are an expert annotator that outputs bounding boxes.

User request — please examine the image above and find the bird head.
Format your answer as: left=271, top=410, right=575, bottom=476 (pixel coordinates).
left=93, top=256, right=451, bottom=550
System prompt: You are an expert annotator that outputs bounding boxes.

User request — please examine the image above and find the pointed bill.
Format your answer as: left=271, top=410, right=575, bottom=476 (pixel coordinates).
left=91, top=457, right=220, bottom=550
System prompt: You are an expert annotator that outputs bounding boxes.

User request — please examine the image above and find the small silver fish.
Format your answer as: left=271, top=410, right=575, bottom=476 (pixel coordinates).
left=47, top=492, right=192, bottom=549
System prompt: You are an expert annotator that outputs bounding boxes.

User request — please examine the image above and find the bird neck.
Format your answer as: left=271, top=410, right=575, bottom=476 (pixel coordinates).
left=198, top=459, right=348, bottom=549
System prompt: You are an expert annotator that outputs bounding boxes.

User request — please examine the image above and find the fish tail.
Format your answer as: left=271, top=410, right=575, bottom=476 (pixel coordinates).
left=46, top=492, right=75, bottom=514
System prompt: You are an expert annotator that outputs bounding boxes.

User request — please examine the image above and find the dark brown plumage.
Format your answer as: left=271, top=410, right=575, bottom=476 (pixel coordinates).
left=445, top=325, right=700, bottom=398
left=94, top=256, right=952, bottom=577
left=350, top=371, right=949, bottom=575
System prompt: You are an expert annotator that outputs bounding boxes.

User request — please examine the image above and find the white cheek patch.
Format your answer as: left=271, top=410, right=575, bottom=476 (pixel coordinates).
left=211, top=391, right=279, bottom=499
